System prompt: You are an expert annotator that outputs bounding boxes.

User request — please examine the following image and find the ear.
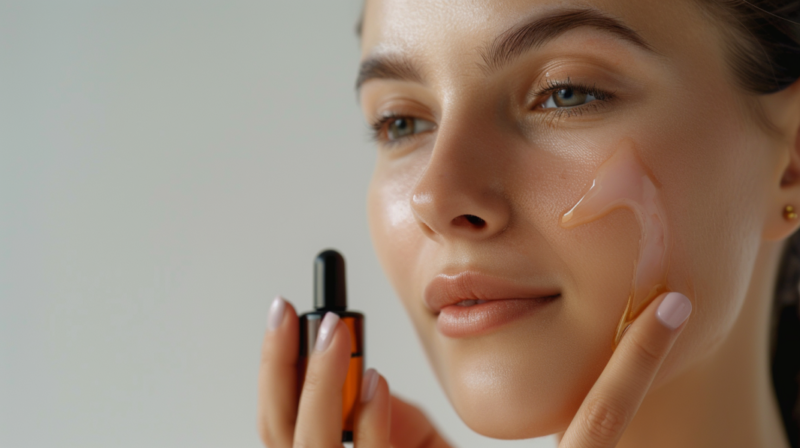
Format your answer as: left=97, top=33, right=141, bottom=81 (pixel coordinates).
left=763, top=79, right=800, bottom=241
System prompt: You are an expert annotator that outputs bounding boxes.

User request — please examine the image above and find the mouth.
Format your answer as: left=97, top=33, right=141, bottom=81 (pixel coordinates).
left=453, top=299, right=489, bottom=307
left=424, top=271, right=561, bottom=338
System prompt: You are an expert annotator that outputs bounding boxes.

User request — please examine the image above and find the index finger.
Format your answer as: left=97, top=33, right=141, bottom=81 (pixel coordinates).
left=559, top=292, right=692, bottom=448
left=257, top=296, right=300, bottom=448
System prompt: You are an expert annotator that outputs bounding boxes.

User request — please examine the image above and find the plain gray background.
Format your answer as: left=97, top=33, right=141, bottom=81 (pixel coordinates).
left=0, top=1, right=556, bottom=447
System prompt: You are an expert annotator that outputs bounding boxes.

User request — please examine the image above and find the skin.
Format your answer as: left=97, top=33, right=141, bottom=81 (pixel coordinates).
left=258, top=0, right=800, bottom=446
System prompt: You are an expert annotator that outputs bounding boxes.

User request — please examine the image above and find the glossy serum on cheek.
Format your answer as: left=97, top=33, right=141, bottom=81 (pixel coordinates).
left=561, top=141, right=671, bottom=346
left=298, top=250, right=364, bottom=443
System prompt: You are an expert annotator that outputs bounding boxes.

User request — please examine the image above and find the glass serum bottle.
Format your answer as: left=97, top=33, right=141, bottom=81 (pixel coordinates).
left=298, top=249, right=365, bottom=443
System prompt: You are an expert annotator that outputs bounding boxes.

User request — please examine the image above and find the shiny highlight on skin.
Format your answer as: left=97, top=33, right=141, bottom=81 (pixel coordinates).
left=561, top=140, right=671, bottom=346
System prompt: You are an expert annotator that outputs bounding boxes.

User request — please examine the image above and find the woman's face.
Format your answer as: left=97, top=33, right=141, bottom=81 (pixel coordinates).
left=360, top=0, right=786, bottom=438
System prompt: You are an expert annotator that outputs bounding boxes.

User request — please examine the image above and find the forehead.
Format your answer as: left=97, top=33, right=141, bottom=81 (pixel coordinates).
left=359, top=0, right=715, bottom=66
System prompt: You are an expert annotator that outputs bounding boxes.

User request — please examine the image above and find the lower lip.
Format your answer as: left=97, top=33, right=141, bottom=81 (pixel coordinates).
left=436, top=296, right=559, bottom=338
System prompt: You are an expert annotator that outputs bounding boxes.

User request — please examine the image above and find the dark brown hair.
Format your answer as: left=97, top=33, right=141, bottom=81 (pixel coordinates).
left=701, top=1, right=799, bottom=93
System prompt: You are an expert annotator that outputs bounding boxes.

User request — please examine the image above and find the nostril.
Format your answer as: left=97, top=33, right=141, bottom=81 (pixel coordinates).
left=465, top=215, right=486, bottom=227
left=452, top=214, right=487, bottom=229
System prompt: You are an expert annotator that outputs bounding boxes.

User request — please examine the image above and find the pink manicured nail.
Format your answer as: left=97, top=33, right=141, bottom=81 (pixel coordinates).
left=314, top=312, right=340, bottom=352
left=656, top=292, right=692, bottom=330
left=361, top=368, right=379, bottom=403
left=267, top=296, right=286, bottom=331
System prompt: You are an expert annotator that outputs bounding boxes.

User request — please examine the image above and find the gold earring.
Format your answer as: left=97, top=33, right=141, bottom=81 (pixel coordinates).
left=784, top=205, right=798, bottom=221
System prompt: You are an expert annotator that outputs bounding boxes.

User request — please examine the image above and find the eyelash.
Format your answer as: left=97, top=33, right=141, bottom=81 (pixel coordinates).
left=368, top=113, right=428, bottom=147
left=368, top=79, right=616, bottom=145
left=533, top=78, right=616, bottom=119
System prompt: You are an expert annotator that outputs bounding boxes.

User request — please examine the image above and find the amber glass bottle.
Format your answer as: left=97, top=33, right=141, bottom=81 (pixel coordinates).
left=298, top=250, right=364, bottom=443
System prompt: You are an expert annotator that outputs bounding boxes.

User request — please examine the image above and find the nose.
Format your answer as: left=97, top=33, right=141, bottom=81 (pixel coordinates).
left=410, top=120, right=512, bottom=242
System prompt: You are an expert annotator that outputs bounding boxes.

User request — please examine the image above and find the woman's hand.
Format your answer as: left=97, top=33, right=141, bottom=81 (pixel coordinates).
left=257, top=296, right=451, bottom=448
left=558, top=291, right=692, bottom=448
left=258, top=291, right=688, bottom=448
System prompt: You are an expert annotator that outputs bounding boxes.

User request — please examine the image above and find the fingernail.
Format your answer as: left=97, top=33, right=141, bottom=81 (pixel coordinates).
left=314, top=312, right=340, bottom=352
left=361, top=368, right=379, bottom=403
left=656, top=292, right=692, bottom=330
left=267, top=296, right=286, bottom=331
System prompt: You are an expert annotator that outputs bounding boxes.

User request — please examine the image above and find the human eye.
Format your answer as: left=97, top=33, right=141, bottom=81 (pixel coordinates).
left=369, top=114, right=437, bottom=146
left=533, top=78, right=616, bottom=116
left=543, top=87, right=597, bottom=108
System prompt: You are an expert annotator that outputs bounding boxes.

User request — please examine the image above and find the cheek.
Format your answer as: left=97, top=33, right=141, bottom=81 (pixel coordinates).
left=628, top=97, right=772, bottom=380
left=367, top=157, right=428, bottom=314
left=367, top=156, right=446, bottom=374
left=368, top=171, right=414, bottom=294
left=560, top=139, right=671, bottom=345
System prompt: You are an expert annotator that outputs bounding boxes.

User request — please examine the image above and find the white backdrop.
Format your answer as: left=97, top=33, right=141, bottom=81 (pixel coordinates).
left=0, top=1, right=556, bottom=447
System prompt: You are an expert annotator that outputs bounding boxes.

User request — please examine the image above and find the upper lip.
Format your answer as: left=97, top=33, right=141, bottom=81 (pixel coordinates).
left=423, top=271, right=561, bottom=313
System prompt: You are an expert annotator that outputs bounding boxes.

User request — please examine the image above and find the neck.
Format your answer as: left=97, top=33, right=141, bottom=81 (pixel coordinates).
left=617, top=240, right=790, bottom=448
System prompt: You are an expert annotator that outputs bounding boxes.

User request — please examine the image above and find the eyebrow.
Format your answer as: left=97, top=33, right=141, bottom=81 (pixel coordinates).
left=355, top=53, right=423, bottom=91
left=355, top=8, right=654, bottom=92
left=482, top=8, right=654, bottom=71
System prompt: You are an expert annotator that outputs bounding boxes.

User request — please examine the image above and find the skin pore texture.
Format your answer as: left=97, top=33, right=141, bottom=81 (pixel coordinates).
left=359, top=0, right=800, bottom=446
left=561, top=139, right=670, bottom=346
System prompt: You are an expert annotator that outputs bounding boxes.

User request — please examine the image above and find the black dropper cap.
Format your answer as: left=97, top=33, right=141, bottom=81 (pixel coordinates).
left=314, top=249, right=347, bottom=311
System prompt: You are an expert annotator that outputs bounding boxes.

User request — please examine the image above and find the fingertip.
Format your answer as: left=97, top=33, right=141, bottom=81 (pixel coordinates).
left=266, top=295, right=299, bottom=333
left=354, top=369, right=391, bottom=447
left=375, top=375, right=391, bottom=408
left=311, top=314, right=353, bottom=360
left=261, top=297, right=299, bottom=363
left=267, top=296, right=287, bottom=331
left=361, top=368, right=388, bottom=403
left=282, top=297, right=298, bottom=316
left=628, top=291, right=692, bottom=337
left=313, top=312, right=341, bottom=352
left=655, top=292, right=692, bottom=330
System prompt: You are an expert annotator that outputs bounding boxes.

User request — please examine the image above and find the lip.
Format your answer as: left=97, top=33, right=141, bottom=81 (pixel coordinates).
left=424, top=271, right=560, bottom=337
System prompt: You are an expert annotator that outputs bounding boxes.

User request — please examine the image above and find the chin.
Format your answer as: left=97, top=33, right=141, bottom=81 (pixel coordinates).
left=444, top=365, right=579, bottom=439
left=454, top=395, right=573, bottom=439
left=430, top=322, right=610, bottom=440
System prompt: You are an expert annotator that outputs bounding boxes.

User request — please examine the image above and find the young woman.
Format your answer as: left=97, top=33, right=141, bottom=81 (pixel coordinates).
left=258, top=1, right=800, bottom=447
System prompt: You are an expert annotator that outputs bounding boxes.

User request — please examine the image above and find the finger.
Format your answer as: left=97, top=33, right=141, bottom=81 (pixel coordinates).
left=293, top=312, right=352, bottom=447
left=559, top=292, right=692, bottom=448
left=353, top=369, right=390, bottom=448
left=390, top=395, right=452, bottom=448
left=258, top=296, right=299, bottom=448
